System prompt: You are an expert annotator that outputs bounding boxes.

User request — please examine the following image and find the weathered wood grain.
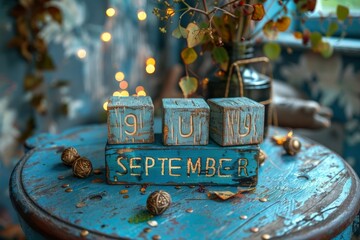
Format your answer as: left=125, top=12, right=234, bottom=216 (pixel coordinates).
left=105, top=134, right=259, bottom=186
left=208, top=97, right=264, bottom=146
left=10, top=125, right=360, bottom=240
left=162, top=98, right=209, bottom=146
left=107, top=96, right=154, bottom=144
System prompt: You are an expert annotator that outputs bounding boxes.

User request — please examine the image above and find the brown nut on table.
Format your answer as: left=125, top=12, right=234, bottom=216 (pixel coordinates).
left=72, top=157, right=93, bottom=178
left=146, top=191, right=171, bottom=216
left=61, top=147, right=80, bottom=166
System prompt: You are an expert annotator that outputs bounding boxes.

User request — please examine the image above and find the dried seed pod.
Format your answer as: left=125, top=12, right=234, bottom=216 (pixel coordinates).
left=257, top=149, right=267, bottom=165
left=283, top=137, right=302, bottom=156
left=61, top=147, right=80, bottom=166
left=146, top=191, right=171, bottom=216
left=72, top=157, right=93, bottom=178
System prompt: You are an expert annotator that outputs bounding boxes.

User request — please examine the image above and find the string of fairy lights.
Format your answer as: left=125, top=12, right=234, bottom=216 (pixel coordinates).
left=76, top=6, right=157, bottom=111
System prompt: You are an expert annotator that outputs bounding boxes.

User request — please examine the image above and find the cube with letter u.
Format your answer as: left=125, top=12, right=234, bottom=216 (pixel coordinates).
left=107, top=96, right=154, bottom=144
left=162, top=98, right=210, bottom=146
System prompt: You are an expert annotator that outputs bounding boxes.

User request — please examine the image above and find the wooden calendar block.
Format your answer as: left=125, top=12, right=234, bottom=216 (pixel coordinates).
left=105, top=134, right=259, bottom=187
left=207, top=97, right=264, bottom=146
left=162, top=98, right=210, bottom=146
left=107, top=96, right=154, bottom=144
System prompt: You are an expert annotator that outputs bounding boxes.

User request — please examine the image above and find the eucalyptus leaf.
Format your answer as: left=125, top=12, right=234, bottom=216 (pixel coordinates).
left=263, top=42, right=281, bottom=60
left=326, top=22, right=339, bottom=37
left=186, top=23, right=204, bottom=48
left=337, top=5, right=349, bottom=21
left=276, top=16, right=291, bottom=32
left=211, top=47, right=229, bottom=65
left=179, top=76, right=198, bottom=98
left=310, top=32, right=322, bottom=49
left=252, top=4, right=265, bottom=21
left=319, top=42, right=333, bottom=58
left=172, top=25, right=187, bottom=39
left=263, top=20, right=278, bottom=40
left=181, top=48, right=198, bottom=65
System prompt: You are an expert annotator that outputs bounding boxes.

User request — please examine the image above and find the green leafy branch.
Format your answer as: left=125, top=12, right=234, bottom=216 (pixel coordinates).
left=155, top=0, right=270, bottom=97
left=155, top=0, right=351, bottom=97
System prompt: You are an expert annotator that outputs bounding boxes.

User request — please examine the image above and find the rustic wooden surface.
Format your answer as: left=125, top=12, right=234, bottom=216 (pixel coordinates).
left=107, top=96, right=154, bottom=144
left=105, top=134, right=259, bottom=186
left=162, top=98, right=209, bottom=146
left=208, top=97, right=264, bottom=146
left=11, top=124, right=360, bottom=240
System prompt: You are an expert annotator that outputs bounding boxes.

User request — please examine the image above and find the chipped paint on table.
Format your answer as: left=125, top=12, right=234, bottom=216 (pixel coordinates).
left=10, top=125, right=360, bottom=240
left=105, top=134, right=259, bottom=186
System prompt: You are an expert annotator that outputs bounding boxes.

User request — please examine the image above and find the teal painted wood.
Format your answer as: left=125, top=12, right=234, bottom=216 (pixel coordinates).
left=10, top=124, right=360, bottom=240
left=107, top=96, right=154, bottom=144
left=208, top=97, right=264, bottom=146
left=105, top=134, right=258, bottom=186
left=162, top=98, right=209, bottom=145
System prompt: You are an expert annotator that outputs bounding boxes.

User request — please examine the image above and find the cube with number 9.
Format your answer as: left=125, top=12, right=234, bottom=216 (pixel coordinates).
left=107, top=96, right=154, bottom=144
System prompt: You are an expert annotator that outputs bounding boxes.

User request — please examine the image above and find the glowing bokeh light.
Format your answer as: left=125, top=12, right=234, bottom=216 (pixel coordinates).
left=137, top=10, right=147, bottom=21
left=137, top=90, right=146, bottom=96
left=106, top=8, right=116, bottom=17
left=77, top=49, right=87, bottom=59
left=146, top=57, right=156, bottom=66
left=113, top=91, right=121, bottom=96
left=136, top=86, right=145, bottom=93
left=103, top=101, right=108, bottom=110
left=120, top=90, right=129, bottom=97
left=115, top=72, right=125, bottom=81
left=146, top=64, right=155, bottom=74
left=101, top=32, right=112, bottom=42
left=119, top=80, right=128, bottom=90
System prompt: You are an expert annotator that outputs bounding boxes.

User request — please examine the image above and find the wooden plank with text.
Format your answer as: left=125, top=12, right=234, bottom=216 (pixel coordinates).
left=105, top=134, right=259, bottom=187
left=162, top=98, right=210, bottom=146
left=107, top=96, right=154, bottom=144
left=208, top=97, right=265, bottom=146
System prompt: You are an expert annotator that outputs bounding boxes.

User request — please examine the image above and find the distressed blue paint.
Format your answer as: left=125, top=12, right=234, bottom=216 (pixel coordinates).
left=107, top=96, right=154, bottom=144
left=10, top=124, right=360, bottom=239
left=208, top=97, right=264, bottom=146
left=162, top=98, right=209, bottom=145
left=105, top=134, right=258, bottom=186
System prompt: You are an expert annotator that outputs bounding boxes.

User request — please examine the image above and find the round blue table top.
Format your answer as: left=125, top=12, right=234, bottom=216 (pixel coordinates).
left=10, top=125, right=360, bottom=240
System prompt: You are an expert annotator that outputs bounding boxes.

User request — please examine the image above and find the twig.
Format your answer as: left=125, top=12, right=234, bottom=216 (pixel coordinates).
left=213, top=6, right=238, bottom=18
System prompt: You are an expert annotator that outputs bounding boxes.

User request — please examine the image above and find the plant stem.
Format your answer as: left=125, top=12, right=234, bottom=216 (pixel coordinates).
left=237, top=15, right=244, bottom=41
left=202, top=0, right=208, bottom=12
left=213, top=7, right=237, bottom=18
left=242, top=16, right=250, bottom=39
left=211, top=0, right=241, bottom=14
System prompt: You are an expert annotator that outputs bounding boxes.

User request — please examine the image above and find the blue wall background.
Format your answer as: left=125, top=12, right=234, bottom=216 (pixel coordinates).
left=270, top=35, right=360, bottom=173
